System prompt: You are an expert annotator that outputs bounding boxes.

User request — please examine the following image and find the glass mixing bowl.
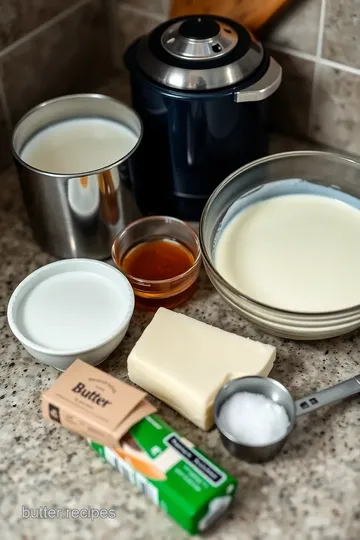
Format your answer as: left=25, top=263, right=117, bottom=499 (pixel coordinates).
left=200, top=151, right=360, bottom=340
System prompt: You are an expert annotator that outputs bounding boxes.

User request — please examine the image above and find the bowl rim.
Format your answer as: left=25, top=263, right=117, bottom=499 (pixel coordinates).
left=7, top=258, right=135, bottom=357
left=111, top=215, right=201, bottom=286
left=200, top=150, right=360, bottom=318
left=12, top=93, right=143, bottom=178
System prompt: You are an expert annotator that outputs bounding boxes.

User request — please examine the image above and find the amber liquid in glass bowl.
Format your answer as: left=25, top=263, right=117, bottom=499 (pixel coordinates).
left=122, top=239, right=194, bottom=281
left=112, top=217, right=201, bottom=310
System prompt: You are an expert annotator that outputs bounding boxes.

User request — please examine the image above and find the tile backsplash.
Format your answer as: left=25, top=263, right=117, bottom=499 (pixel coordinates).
left=266, top=0, right=360, bottom=154
left=1, top=0, right=359, bottom=173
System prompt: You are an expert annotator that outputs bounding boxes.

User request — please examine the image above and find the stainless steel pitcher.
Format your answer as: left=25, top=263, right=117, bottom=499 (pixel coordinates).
left=12, top=94, right=143, bottom=259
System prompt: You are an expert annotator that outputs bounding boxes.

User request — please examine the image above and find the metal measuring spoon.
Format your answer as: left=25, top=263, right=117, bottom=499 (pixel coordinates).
left=214, top=374, right=360, bottom=462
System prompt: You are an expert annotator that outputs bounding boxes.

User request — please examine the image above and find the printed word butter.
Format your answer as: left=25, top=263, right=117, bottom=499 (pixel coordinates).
left=42, top=359, right=156, bottom=447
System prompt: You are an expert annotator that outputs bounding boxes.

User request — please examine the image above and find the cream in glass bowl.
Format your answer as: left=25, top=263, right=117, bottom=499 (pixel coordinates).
left=200, top=151, right=360, bottom=339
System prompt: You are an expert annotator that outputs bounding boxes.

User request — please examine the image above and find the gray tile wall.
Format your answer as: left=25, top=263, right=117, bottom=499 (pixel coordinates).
left=0, top=0, right=114, bottom=171
left=114, top=0, right=360, bottom=157
left=267, top=0, right=360, bottom=155
left=323, top=0, right=360, bottom=69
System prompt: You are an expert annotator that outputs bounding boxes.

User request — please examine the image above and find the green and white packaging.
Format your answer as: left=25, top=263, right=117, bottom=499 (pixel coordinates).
left=89, top=414, right=237, bottom=534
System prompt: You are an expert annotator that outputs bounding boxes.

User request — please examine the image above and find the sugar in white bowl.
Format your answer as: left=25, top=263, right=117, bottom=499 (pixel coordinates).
left=218, top=391, right=290, bottom=446
left=7, top=259, right=135, bottom=371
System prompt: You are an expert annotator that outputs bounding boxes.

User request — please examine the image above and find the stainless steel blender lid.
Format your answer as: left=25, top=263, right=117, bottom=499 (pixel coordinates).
left=161, top=17, right=238, bottom=60
left=134, top=15, right=264, bottom=91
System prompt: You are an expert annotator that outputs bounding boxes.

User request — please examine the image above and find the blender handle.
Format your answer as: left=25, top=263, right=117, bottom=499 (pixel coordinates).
left=295, top=375, right=360, bottom=417
left=233, top=57, right=282, bottom=103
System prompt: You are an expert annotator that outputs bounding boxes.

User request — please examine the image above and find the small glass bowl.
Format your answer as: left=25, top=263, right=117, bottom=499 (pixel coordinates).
left=112, top=216, right=201, bottom=310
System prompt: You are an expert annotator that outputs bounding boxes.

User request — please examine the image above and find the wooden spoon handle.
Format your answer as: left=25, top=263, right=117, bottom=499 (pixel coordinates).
left=170, top=0, right=293, bottom=32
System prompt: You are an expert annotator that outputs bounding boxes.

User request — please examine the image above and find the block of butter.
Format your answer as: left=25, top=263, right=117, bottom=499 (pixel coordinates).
left=128, top=308, right=276, bottom=430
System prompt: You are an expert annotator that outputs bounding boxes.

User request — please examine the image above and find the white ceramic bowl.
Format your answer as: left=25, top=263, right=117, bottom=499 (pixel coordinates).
left=7, top=259, right=135, bottom=370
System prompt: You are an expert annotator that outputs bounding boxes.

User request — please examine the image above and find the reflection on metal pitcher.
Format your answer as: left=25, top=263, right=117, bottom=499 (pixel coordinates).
left=68, top=176, right=100, bottom=219
left=99, top=169, right=120, bottom=226
left=68, top=170, right=121, bottom=226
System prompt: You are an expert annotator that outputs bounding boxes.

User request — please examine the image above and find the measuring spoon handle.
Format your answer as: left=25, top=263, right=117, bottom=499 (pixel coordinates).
left=295, top=375, right=360, bottom=416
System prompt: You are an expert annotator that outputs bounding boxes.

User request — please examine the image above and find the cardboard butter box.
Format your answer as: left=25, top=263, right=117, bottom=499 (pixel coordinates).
left=42, top=359, right=156, bottom=448
left=42, top=360, right=237, bottom=535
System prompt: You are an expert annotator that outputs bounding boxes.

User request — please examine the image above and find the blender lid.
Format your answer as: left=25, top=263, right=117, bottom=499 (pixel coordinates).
left=134, top=15, right=264, bottom=91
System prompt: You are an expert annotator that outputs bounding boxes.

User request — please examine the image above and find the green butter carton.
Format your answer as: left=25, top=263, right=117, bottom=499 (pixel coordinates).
left=89, top=414, right=237, bottom=534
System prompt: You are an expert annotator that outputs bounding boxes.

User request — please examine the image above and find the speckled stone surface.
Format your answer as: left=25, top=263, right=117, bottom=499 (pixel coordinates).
left=1, top=136, right=360, bottom=540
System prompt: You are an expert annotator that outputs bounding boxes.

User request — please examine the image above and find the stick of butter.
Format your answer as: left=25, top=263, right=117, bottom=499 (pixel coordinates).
left=128, top=308, right=276, bottom=430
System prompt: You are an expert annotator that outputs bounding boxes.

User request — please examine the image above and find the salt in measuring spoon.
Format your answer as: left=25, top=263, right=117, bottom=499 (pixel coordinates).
left=214, top=374, right=360, bottom=462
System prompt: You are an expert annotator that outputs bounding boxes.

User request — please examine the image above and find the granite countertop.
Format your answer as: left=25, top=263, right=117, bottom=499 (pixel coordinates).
left=1, top=127, right=360, bottom=540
